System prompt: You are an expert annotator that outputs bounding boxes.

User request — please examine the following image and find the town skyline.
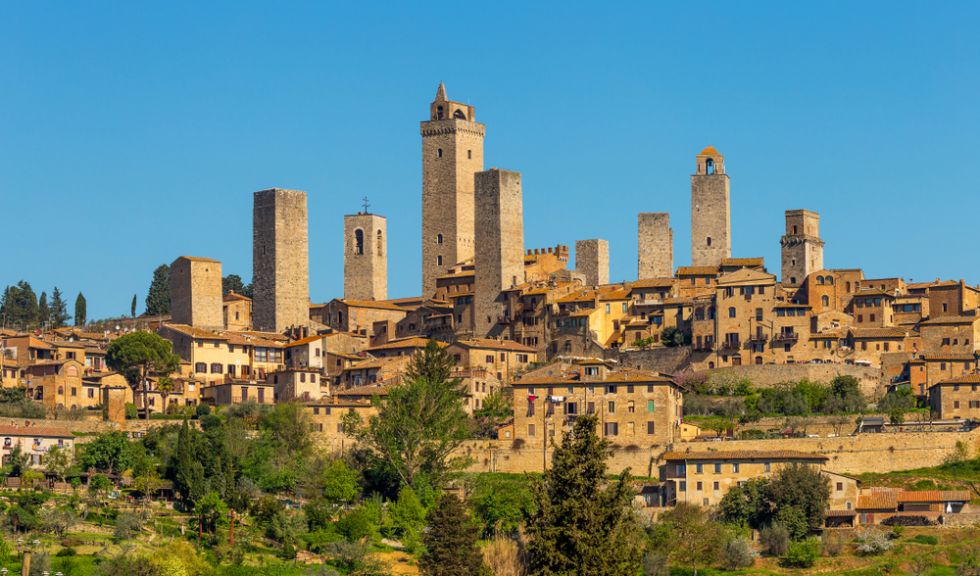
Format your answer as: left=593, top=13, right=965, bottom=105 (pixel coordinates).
left=3, top=2, right=980, bottom=319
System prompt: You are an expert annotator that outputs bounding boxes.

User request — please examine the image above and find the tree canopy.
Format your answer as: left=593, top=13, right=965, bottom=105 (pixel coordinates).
left=145, top=264, right=171, bottom=316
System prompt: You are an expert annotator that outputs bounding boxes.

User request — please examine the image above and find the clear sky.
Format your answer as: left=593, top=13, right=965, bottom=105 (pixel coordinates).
left=2, top=2, right=979, bottom=320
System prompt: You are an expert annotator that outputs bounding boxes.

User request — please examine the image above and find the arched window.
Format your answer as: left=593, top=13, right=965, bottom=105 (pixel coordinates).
left=376, top=229, right=383, bottom=256
left=822, top=295, right=830, bottom=307
left=437, top=105, right=444, bottom=119
left=354, top=229, right=364, bottom=255
left=827, top=276, right=835, bottom=285
left=453, top=109, right=466, bottom=120
left=437, top=148, right=443, bottom=158
left=706, top=236, right=712, bottom=247
left=436, top=233, right=444, bottom=245
left=817, top=276, right=825, bottom=285
left=706, top=158, right=715, bottom=175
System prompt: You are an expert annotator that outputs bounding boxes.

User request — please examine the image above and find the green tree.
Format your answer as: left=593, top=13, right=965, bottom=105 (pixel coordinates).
left=472, top=388, right=513, bottom=438
left=0, top=281, right=39, bottom=329
left=130, top=294, right=137, bottom=318
left=420, top=493, right=486, bottom=576
left=828, top=375, right=866, bottom=413
left=38, top=291, right=50, bottom=327
left=661, top=326, right=685, bottom=347
left=649, top=503, right=724, bottom=576
left=49, top=287, right=70, bottom=327
left=879, top=387, right=916, bottom=424
left=78, top=431, right=135, bottom=475
left=347, top=341, right=470, bottom=489
left=525, top=415, right=644, bottom=576
left=105, top=331, right=180, bottom=418
left=44, top=446, right=72, bottom=483
left=144, top=264, right=171, bottom=316
left=74, top=292, right=87, bottom=327
left=222, top=274, right=246, bottom=295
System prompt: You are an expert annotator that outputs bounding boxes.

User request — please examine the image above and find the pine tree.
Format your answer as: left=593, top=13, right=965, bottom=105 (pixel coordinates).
left=0, top=281, right=40, bottom=329
left=420, top=493, right=486, bottom=576
left=74, top=292, right=87, bottom=327
left=131, top=294, right=137, bottom=318
left=525, top=415, right=645, bottom=576
left=49, top=287, right=70, bottom=327
left=145, top=264, right=171, bottom=316
left=222, top=274, right=246, bottom=295
left=38, top=292, right=50, bottom=328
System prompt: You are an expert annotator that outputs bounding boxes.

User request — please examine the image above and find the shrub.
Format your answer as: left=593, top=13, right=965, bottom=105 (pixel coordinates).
left=855, top=527, right=893, bottom=556
left=641, top=549, right=669, bottom=576
left=782, top=538, right=821, bottom=568
left=113, top=511, right=144, bottom=542
left=889, top=525, right=905, bottom=539
left=821, top=531, right=845, bottom=556
left=195, top=403, right=211, bottom=419
left=723, top=536, right=758, bottom=569
left=760, top=523, right=790, bottom=557
left=911, top=534, right=938, bottom=546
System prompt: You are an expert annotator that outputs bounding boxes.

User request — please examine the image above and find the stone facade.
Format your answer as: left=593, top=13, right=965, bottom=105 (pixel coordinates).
left=575, top=239, right=609, bottom=286
left=252, top=188, right=310, bottom=332
left=474, top=168, right=524, bottom=337
left=691, top=146, right=731, bottom=267
left=421, top=83, right=485, bottom=297
left=169, top=256, right=223, bottom=329
left=638, top=212, right=673, bottom=279
left=781, top=209, right=824, bottom=287
left=343, top=212, right=387, bottom=301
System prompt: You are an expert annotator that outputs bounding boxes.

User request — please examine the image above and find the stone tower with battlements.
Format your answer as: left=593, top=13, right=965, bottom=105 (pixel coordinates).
left=638, top=212, right=674, bottom=278
left=253, top=188, right=310, bottom=333
left=474, top=168, right=524, bottom=337
left=691, top=146, right=731, bottom=267
left=170, top=256, right=223, bottom=328
left=344, top=212, right=388, bottom=301
left=421, top=82, right=485, bottom=297
left=576, top=239, right=609, bottom=287
left=781, top=209, right=824, bottom=287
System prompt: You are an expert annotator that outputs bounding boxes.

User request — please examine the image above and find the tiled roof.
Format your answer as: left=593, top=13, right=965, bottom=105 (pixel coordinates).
left=0, top=425, right=75, bottom=438
left=897, top=490, right=972, bottom=503
left=629, top=278, right=676, bottom=289
left=516, top=367, right=675, bottom=386
left=175, top=255, right=220, bottom=263
left=340, top=299, right=412, bottom=312
left=337, top=383, right=391, bottom=397
left=367, top=337, right=444, bottom=351
left=662, top=450, right=827, bottom=462
left=223, top=292, right=251, bottom=302
left=284, top=335, right=323, bottom=348
left=857, top=490, right=899, bottom=510
left=923, top=354, right=976, bottom=362
left=931, top=373, right=980, bottom=387
left=452, top=338, right=536, bottom=353
left=716, top=268, right=777, bottom=286
left=163, top=323, right=229, bottom=340
left=920, top=315, right=977, bottom=326
left=721, top=257, right=764, bottom=267
left=849, top=327, right=907, bottom=339
left=676, top=266, right=720, bottom=276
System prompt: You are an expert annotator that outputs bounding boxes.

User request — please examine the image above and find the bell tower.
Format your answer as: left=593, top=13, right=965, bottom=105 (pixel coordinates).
left=691, top=146, right=731, bottom=267
left=421, top=83, right=485, bottom=297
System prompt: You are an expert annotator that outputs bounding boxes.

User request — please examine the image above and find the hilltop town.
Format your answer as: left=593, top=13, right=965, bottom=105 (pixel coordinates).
left=1, top=83, right=979, bottom=574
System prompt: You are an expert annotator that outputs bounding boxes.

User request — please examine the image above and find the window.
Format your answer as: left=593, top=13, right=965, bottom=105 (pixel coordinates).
left=646, top=421, right=655, bottom=435
left=732, top=463, right=740, bottom=473
left=436, top=233, right=443, bottom=244
left=647, top=400, right=655, bottom=412
left=354, top=229, right=364, bottom=255
left=608, top=401, right=615, bottom=413
left=377, top=229, right=383, bottom=256
left=764, top=462, right=771, bottom=472
left=603, top=422, right=619, bottom=436
left=714, top=463, right=722, bottom=473
left=627, top=401, right=635, bottom=413
left=195, top=362, right=207, bottom=374
left=728, top=307, right=737, bottom=318
left=836, top=482, right=844, bottom=491
left=467, top=149, right=472, bottom=159
left=437, top=255, right=443, bottom=266
left=210, top=363, right=222, bottom=374
left=437, top=148, right=443, bottom=158
left=679, top=481, right=686, bottom=492
left=696, top=481, right=703, bottom=491
left=822, top=295, right=830, bottom=306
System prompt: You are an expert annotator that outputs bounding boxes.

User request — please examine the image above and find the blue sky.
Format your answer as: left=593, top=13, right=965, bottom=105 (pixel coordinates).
left=2, top=2, right=979, bottom=320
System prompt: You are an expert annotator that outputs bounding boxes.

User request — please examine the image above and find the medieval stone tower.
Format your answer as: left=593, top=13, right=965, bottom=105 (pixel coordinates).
left=253, top=188, right=310, bottom=332
left=170, top=256, right=223, bottom=328
left=474, top=168, right=524, bottom=337
left=638, top=213, right=674, bottom=278
left=691, top=146, right=731, bottom=267
left=575, top=239, right=609, bottom=286
left=421, top=82, right=485, bottom=297
left=781, top=209, right=824, bottom=287
left=344, top=212, right=388, bottom=301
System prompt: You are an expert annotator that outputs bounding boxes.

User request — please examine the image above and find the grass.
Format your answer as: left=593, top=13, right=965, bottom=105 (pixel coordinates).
left=852, top=457, right=980, bottom=501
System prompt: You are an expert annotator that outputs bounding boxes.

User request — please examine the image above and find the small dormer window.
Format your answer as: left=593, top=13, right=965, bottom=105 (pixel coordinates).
left=585, top=366, right=599, bottom=376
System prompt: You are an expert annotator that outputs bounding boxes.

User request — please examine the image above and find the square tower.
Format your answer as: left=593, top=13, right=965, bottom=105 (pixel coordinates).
left=474, top=169, right=524, bottom=337
left=344, top=212, right=388, bottom=301
left=638, top=212, right=674, bottom=278
left=421, top=82, right=485, bottom=297
left=691, top=146, right=731, bottom=267
left=169, top=256, right=223, bottom=328
left=253, top=188, right=310, bottom=333
left=781, top=209, right=824, bottom=287
left=575, top=239, right=609, bottom=286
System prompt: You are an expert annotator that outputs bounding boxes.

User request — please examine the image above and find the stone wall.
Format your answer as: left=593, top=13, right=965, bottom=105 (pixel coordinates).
left=253, top=188, right=310, bottom=332
left=344, top=213, right=388, bottom=301
left=637, top=213, right=673, bottom=279
left=474, top=169, right=523, bottom=337
left=169, top=256, right=223, bottom=329
left=603, top=346, right=692, bottom=375
left=707, top=363, right=881, bottom=396
left=575, top=239, right=609, bottom=286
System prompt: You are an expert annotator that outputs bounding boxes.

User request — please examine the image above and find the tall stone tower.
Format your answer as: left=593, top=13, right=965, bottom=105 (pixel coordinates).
left=253, top=188, right=310, bottom=333
left=576, top=239, right=609, bottom=286
left=474, top=169, right=524, bottom=337
left=421, top=82, right=485, bottom=297
left=170, top=256, right=223, bottom=328
left=781, top=209, right=824, bottom=287
left=344, top=212, right=388, bottom=301
left=638, top=212, right=674, bottom=278
left=691, top=146, right=731, bottom=267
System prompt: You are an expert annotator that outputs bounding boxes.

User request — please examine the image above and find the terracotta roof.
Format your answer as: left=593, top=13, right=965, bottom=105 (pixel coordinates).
left=340, top=299, right=412, bottom=312
left=452, top=338, right=535, bottom=353
left=162, top=324, right=229, bottom=340
left=853, top=288, right=896, bottom=298
left=920, top=315, right=977, bottom=326
left=366, top=337, right=444, bottom=351
left=931, top=373, right=980, bottom=387
left=284, top=335, right=323, bottom=348
left=849, top=327, right=907, bottom=339
left=337, top=383, right=391, bottom=397
left=0, top=425, right=75, bottom=438
left=699, top=145, right=720, bottom=156
left=175, top=255, right=220, bottom=263
left=223, top=292, right=251, bottom=302
left=662, top=450, right=827, bottom=462
left=516, top=367, right=675, bottom=386
left=224, top=332, right=283, bottom=348
left=897, top=490, right=972, bottom=503
left=676, top=266, right=720, bottom=276
left=857, top=490, right=899, bottom=510
left=810, top=331, right=843, bottom=339
left=716, top=268, right=777, bottom=286
left=345, top=355, right=410, bottom=371
left=721, top=257, right=764, bottom=267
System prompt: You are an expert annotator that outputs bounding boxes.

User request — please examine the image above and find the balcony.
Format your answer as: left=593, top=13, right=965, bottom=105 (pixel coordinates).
left=718, top=340, right=741, bottom=352
left=773, top=332, right=799, bottom=343
left=747, top=333, right=769, bottom=343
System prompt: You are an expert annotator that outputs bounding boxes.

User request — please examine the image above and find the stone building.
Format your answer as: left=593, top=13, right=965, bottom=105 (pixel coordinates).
left=253, top=188, right=310, bottom=333
left=780, top=209, right=824, bottom=288
left=691, top=146, right=731, bottom=267
left=344, top=212, right=387, bottom=301
left=929, top=374, right=980, bottom=420
left=575, top=239, right=609, bottom=286
left=638, top=212, right=673, bottom=279
left=223, top=292, right=252, bottom=331
left=421, top=83, right=485, bottom=297
left=169, top=256, right=223, bottom=329
left=474, top=168, right=524, bottom=337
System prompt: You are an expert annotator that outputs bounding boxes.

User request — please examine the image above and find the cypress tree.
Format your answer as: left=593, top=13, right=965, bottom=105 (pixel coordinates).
left=49, top=287, right=70, bottom=327
left=420, top=493, right=486, bottom=576
left=525, top=415, right=645, bottom=576
left=38, top=292, right=49, bottom=328
left=74, top=292, right=87, bottom=327
left=145, top=264, right=171, bottom=316
left=131, top=294, right=137, bottom=318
